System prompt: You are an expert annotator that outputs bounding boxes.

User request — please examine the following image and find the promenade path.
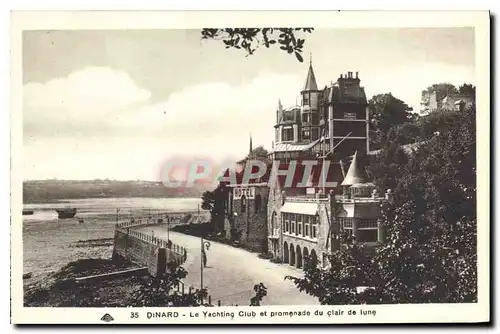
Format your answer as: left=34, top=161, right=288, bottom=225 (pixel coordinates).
left=135, top=225, right=320, bottom=306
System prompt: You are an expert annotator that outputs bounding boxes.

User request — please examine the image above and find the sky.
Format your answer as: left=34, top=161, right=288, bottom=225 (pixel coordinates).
left=22, top=28, right=475, bottom=181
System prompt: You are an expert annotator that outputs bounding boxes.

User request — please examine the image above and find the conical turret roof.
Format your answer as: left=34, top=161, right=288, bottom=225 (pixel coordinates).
left=341, top=151, right=368, bottom=186
left=303, top=63, right=318, bottom=91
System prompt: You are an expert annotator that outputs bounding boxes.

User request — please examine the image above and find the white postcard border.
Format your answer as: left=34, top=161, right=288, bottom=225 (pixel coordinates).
left=10, top=10, right=490, bottom=324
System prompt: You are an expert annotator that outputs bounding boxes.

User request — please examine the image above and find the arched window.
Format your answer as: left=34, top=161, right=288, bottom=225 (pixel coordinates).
left=255, top=194, right=261, bottom=212
left=241, top=195, right=246, bottom=213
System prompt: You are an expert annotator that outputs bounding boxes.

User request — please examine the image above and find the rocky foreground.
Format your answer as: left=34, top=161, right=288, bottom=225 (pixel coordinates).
left=23, top=257, right=143, bottom=307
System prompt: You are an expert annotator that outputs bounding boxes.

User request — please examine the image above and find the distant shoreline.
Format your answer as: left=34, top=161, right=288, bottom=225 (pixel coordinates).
left=23, top=195, right=203, bottom=205
left=23, top=179, right=212, bottom=204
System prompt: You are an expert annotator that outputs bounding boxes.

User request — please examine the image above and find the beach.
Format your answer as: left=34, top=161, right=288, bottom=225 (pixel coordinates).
left=22, top=197, right=204, bottom=288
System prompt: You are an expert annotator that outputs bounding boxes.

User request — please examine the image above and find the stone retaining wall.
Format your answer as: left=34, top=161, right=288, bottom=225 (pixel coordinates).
left=112, top=223, right=187, bottom=276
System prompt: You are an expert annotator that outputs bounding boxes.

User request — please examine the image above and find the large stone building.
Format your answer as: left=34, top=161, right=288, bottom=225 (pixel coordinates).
left=221, top=62, right=390, bottom=266
left=266, top=62, right=390, bottom=268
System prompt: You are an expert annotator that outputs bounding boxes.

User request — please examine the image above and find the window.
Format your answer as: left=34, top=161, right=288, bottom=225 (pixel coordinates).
left=302, top=130, right=311, bottom=140
left=255, top=194, right=261, bottom=212
left=341, top=218, right=353, bottom=229
left=298, top=222, right=302, bottom=236
left=291, top=222, right=296, bottom=234
left=358, top=219, right=379, bottom=243
left=303, top=95, right=309, bottom=106
left=311, top=127, right=319, bottom=140
left=312, top=225, right=317, bottom=239
left=305, top=223, right=310, bottom=237
left=241, top=195, right=246, bottom=213
left=359, top=219, right=378, bottom=229
left=302, top=113, right=310, bottom=123
left=311, top=112, right=319, bottom=124
left=284, top=220, right=289, bottom=233
left=282, top=127, right=294, bottom=142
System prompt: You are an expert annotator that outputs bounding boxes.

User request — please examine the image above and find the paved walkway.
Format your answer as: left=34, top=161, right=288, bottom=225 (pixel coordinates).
left=135, top=225, right=319, bottom=306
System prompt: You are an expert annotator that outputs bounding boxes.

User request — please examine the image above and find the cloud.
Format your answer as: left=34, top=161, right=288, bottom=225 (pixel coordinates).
left=23, top=67, right=303, bottom=180
left=23, top=67, right=152, bottom=138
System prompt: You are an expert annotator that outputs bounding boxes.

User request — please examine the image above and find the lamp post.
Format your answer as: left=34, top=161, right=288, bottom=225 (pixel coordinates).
left=200, top=236, right=211, bottom=303
left=167, top=215, right=170, bottom=242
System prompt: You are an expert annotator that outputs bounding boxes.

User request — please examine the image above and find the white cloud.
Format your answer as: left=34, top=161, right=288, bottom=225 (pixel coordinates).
left=23, top=67, right=152, bottom=136
left=23, top=68, right=303, bottom=180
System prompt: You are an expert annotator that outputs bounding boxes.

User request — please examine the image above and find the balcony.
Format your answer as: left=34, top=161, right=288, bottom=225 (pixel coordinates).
left=285, top=195, right=329, bottom=203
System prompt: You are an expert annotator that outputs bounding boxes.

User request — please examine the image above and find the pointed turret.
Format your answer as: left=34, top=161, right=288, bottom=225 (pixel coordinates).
left=276, top=99, right=283, bottom=123
left=341, top=151, right=368, bottom=186
left=249, top=134, right=253, bottom=158
left=303, top=60, right=318, bottom=91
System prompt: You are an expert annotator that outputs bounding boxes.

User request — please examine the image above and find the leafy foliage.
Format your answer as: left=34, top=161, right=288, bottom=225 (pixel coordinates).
left=249, top=145, right=269, bottom=159
left=458, top=83, right=476, bottom=96
left=368, top=93, right=419, bottom=149
left=201, top=28, right=314, bottom=62
left=288, top=104, right=477, bottom=304
left=250, top=283, right=268, bottom=306
left=201, top=184, right=228, bottom=230
left=129, top=262, right=207, bottom=307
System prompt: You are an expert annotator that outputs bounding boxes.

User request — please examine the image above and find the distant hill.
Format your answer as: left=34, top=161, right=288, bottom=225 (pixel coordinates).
left=23, top=179, right=214, bottom=204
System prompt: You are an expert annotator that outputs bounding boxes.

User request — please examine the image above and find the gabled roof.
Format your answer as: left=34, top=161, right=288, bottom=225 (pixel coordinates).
left=341, top=151, right=368, bottom=186
left=303, top=64, right=318, bottom=91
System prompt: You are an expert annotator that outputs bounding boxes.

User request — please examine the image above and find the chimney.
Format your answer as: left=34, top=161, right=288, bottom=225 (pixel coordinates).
left=340, top=74, right=343, bottom=79
left=355, top=71, right=358, bottom=79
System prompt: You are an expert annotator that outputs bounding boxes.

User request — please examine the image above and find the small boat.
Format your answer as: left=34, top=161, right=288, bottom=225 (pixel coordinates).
left=56, top=207, right=77, bottom=219
left=22, top=209, right=34, bottom=216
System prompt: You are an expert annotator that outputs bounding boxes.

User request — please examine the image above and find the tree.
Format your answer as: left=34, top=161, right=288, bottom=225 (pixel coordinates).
left=201, top=28, right=314, bottom=62
left=368, top=93, right=418, bottom=150
left=287, top=104, right=477, bottom=304
left=250, top=283, right=268, bottom=306
left=458, top=83, right=476, bottom=97
left=248, top=145, right=269, bottom=159
left=367, top=141, right=409, bottom=192
left=201, top=184, right=227, bottom=233
left=129, top=262, right=207, bottom=307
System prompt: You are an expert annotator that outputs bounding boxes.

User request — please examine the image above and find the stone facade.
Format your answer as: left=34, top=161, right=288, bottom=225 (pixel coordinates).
left=225, top=184, right=269, bottom=253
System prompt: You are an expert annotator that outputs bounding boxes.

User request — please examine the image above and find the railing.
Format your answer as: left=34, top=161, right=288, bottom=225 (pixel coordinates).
left=337, top=197, right=384, bottom=203
left=285, top=196, right=329, bottom=203
left=115, top=218, right=164, bottom=230
left=116, top=226, right=188, bottom=263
